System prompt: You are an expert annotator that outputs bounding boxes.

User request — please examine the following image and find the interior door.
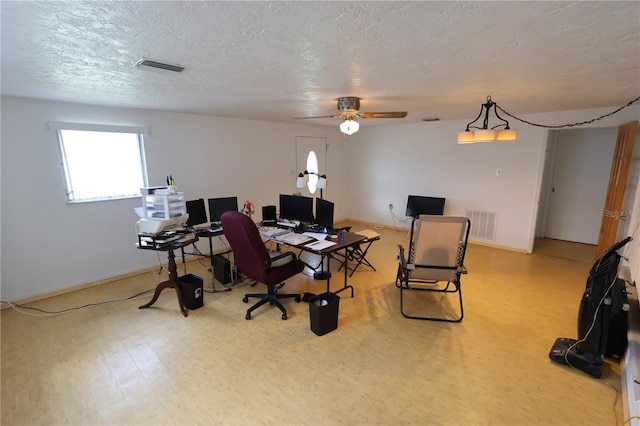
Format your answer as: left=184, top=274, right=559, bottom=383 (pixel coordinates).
left=544, top=130, right=616, bottom=244
left=596, top=121, right=639, bottom=257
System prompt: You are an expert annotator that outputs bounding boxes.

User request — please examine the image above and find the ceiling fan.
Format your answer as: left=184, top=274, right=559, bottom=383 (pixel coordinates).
left=294, top=97, right=408, bottom=135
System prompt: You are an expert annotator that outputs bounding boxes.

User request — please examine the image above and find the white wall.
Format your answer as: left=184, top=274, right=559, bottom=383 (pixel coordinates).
left=344, top=106, right=640, bottom=253
left=344, top=120, right=546, bottom=249
left=1, top=95, right=638, bottom=301
left=0, top=96, right=349, bottom=301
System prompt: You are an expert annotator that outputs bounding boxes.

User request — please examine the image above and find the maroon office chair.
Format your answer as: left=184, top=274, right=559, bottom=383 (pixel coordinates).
left=221, top=211, right=303, bottom=320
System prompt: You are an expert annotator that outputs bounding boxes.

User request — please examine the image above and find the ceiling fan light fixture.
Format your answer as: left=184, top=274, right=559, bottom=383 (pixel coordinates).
left=340, top=118, right=359, bottom=135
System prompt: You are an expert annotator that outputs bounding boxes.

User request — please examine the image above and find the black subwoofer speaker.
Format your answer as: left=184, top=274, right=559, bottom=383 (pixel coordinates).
left=262, top=205, right=277, bottom=224
left=213, top=255, right=232, bottom=286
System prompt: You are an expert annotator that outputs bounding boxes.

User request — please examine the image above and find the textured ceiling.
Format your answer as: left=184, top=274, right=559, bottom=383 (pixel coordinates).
left=1, top=1, right=639, bottom=127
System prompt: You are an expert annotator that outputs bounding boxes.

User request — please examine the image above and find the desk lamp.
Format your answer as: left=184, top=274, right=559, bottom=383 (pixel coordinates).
left=296, top=170, right=327, bottom=199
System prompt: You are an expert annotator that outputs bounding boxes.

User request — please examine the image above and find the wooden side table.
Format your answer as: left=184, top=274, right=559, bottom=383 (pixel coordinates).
left=138, top=236, right=198, bottom=317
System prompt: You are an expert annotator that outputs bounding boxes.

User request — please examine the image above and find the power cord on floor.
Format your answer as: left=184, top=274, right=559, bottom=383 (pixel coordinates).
left=0, top=288, right=155, bottom=317
left=624, top=415, right=640, bottom=425
left=607, top=381, right=621, bottom=426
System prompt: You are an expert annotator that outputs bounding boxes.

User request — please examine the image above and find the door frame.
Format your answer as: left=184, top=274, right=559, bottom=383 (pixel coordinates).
left=596, top=120, right=639, bottom=257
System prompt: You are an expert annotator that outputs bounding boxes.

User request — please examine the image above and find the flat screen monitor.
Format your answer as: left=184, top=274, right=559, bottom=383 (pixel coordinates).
left=315, top=198, right=335, bottom=229
left=405, top=195, right=446, bottom=218
left=208, top=196, right=239, bottom=223
left=185, top=198, right=208, bottom=226
left=279, top=194, right=314, bottom=223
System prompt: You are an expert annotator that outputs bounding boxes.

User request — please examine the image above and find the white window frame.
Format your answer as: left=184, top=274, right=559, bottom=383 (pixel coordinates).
left=49, top=122, right=149, bottom=203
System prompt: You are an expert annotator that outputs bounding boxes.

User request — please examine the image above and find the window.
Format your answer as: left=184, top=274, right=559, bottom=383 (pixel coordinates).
left=50, top=122, right=149, bottom=203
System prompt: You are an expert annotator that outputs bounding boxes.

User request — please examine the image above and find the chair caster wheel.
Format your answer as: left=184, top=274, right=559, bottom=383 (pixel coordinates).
left=295, top=296, right=301, bottom=303
left=281, top=313, right=287, bottom=320
left=246, top=313, right=251, bottom=320
left=243, top=296, right=248, bottom=303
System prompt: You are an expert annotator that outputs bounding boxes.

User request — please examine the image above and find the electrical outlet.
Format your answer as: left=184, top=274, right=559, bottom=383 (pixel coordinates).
left=389, top=203, right=394, bottom=210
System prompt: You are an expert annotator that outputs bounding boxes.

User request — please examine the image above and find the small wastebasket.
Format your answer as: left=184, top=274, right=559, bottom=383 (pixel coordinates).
left=178, top=274, right=203, bottom=310
left=309, top=292, right=340, bottom=336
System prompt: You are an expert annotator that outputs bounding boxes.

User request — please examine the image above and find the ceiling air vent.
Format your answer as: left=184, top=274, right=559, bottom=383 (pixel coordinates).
left=134, top=58, right=185, bottom=73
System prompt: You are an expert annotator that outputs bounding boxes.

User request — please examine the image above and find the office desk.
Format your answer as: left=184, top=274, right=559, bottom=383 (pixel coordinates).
left=266, top=231, right=367, bottom=297
left=180, top=227, right=233, bottom=291
left=138, top=235, right=198, bottom=317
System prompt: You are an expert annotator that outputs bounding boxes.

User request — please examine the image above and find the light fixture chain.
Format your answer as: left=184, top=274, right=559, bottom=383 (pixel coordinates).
left=495, top=96, right=640, bottom=129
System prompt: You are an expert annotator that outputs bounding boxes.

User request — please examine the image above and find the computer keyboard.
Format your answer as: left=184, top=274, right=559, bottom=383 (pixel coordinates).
left=260, top=227, right=290, bottom=238
left=276, top=220, right=299, bottom=228
left=260, top=227, right=312, bottom=245
left=274, top=232, right=313, bottom=246
left=192, top=222, right=221, bottom=231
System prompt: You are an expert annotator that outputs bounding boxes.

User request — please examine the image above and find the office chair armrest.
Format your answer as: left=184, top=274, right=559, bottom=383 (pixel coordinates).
left=264, top=251, right=297, bottom=267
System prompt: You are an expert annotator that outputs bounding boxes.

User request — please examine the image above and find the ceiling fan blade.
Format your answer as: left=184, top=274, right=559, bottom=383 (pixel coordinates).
left=358, top=112, right=408, bottom=119
left=293, top=115, right=341, bottom=119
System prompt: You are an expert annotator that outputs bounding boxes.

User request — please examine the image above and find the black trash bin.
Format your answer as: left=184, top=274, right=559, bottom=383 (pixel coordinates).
left=309, top=292, right=340, bottom=336
left=178, top=274, right=203, bottom=310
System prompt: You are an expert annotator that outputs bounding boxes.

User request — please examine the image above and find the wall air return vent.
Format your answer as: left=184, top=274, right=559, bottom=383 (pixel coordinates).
left=134, top=58, right=185, bottom=73
left=465, top=209, right=497, bottom=242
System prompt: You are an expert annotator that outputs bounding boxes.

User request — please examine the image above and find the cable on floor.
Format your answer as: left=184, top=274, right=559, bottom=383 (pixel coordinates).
left=0, top=288, right=156, bottom=317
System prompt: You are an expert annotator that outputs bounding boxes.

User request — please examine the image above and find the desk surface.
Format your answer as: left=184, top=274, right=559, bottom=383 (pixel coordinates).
left=137, top=235, right=198, bottom=251
left=262, top=229, right=367, bottom=297
left=260, top=227, right=366, bottom=253
left=304, top=232, right=367, bottom=254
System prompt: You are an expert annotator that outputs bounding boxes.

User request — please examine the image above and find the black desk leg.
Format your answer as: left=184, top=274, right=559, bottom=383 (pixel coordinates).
left=313, top=254, right=330, bottom=280
left=330, top=249, right=354, bottom=298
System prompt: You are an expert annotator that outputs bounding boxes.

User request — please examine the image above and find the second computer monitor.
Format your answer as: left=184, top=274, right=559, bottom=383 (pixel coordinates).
left=185, top=198, right=208, bottom=226
left=405, top=195, right=445, bottom=218
left=208, top=196, right=239, bottom=223
left=315, top=198, right=335, bottom=229
left=279, top=194, right=314, bottom=223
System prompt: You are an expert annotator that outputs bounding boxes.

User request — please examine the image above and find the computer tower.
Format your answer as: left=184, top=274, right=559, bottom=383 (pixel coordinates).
left=213, top=255, right=232, bottom=286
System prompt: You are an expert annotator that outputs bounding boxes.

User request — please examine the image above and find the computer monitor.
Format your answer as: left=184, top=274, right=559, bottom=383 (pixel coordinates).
left=279, top=194, right=314, bottom=223
left=185, top=198, right=208, bottom=226
left=208, top=196, right=239, bottom=223
left=405, top=195, right=446, bottom=218
left=315, top=198, right=335, bottom=229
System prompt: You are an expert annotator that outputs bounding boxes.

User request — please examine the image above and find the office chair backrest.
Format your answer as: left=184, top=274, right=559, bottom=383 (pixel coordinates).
left=220, top=211, right=270, bottom=279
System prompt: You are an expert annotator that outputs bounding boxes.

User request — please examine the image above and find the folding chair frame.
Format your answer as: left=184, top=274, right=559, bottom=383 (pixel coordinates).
left=338, top=231, right=381, bottom=277
left=396, top=215, right=470, bottom=322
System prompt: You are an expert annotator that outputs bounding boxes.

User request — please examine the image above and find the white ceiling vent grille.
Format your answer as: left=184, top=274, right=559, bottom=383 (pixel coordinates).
left=134, top=59, right=184, bottom=73
left=465, top=209, right=497, bottom=242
